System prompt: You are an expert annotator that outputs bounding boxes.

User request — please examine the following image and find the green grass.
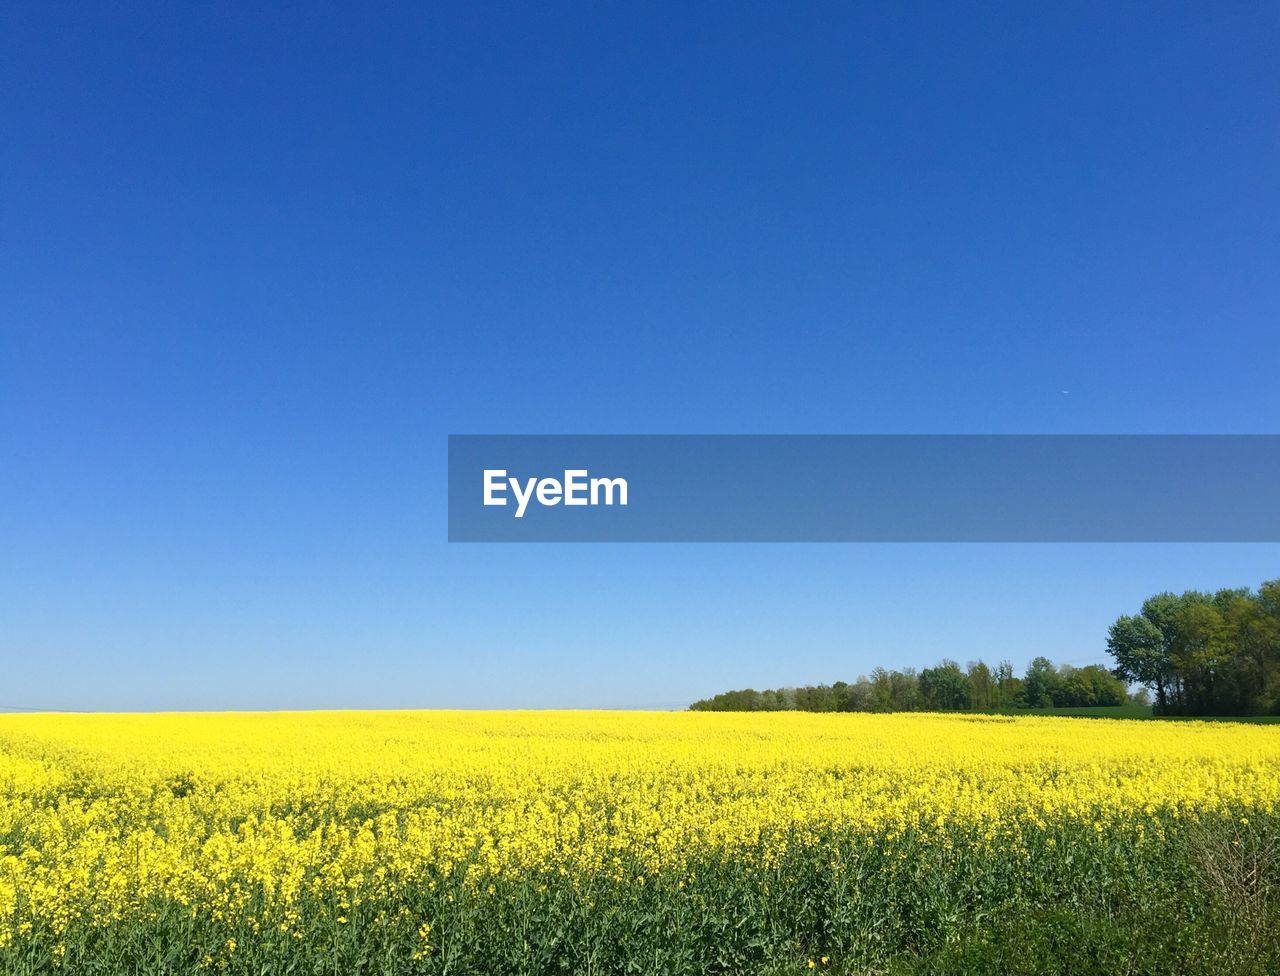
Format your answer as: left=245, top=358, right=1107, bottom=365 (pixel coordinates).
left=1002, top=703, right=1157, bottom=719
left=993, top=704, right=1280, bottom=724
left=884, top=901, right=1280, bottom=976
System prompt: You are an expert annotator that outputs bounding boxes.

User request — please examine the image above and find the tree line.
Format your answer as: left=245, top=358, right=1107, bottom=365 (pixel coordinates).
left=1107, top=578, right=1280, bottom=715
left=691, top=577, right=1280, bottom=716
left=689, top=658, right=1134, bottom=713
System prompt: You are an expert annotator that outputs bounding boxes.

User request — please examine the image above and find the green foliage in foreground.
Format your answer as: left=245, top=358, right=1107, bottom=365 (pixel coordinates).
left=4, top=811, right=1277, bottom=976
left=887, top=901, right=1280, bottom=976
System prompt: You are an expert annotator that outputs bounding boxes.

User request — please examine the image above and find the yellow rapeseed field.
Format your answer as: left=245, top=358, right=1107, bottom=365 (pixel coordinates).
left=1, top=711, right=1278, bottom=974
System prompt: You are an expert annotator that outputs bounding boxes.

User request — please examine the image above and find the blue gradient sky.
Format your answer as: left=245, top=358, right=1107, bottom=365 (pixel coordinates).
left=3, top=2, right=1278, bottom=709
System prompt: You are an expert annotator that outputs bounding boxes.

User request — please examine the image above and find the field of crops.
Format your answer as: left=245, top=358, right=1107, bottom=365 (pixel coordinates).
left=2, top=711, right=1279, bottom=975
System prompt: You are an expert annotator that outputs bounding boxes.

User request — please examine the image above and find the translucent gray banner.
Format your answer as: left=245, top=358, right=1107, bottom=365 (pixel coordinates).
left=448, top=435, right=1280, bottom=542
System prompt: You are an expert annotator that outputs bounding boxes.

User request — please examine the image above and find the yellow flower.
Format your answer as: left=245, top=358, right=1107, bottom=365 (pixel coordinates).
left=0, top=707, right=1277, bottom=964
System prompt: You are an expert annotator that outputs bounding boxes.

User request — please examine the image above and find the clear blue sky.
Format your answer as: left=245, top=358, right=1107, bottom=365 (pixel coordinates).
left=2, top=2, right=1278, bottom=710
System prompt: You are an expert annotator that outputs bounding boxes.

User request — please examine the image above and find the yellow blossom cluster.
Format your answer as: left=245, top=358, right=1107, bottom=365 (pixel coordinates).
left=1, top=710, right=1277, bottom=945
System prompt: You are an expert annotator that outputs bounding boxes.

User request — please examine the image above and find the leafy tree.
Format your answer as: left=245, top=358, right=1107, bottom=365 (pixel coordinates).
left=1054, top=664, right=1127, bottom=707
left=967, top=661, right=994, bottom=710
left=842, top=678, right=875, bottom=712
left=1023, top=657, right=1059, bottom=708
left=919, top=660, right=973, bottom=711
left=1107, top=615, right=1166, bottom=709
left=1106, top=579, right=1280, bottom=716
left=994, top=660, right=1024, bottom=707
